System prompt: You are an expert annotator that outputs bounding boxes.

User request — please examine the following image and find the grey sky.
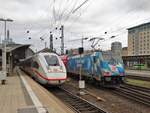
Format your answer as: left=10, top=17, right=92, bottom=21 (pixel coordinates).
left=0, top=0, right=150, bottom=53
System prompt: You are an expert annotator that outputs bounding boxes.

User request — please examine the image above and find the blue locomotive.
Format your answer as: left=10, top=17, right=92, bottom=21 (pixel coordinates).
left=67, top=51, right=125, bottom=87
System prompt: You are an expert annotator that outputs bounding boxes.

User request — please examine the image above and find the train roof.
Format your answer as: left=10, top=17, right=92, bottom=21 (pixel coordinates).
left=38, top=52, right=59, bottom=56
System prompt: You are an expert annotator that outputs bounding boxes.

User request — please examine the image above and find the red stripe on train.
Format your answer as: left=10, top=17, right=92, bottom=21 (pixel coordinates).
left=31, top=68, right=67, bottom=81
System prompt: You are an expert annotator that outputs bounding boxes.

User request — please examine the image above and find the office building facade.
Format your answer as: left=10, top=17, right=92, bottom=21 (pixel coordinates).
left=128, top=22, right=150, bottom=56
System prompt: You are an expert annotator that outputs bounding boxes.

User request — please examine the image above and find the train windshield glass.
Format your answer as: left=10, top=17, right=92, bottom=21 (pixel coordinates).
left=102, top=51, right=123, bottom=64
left=44, top=55, right=59, bottom=66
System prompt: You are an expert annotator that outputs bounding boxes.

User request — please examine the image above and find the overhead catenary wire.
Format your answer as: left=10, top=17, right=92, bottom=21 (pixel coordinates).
left=51, top=0, right=75, bottom=27
left=93, top=1, right=150, bottom=37
left=72, top=0, right=90, bottom=14
left=61, top=0, right=78, bottom=25
left=24, top=0, right=54, bottom=40
left=108, top=2, right=147, bottom=31
left=67, top=0, right=148, bottom=39
left=66, top=1, right=91, bottom=34
left=51, top=0, right=91, bottom=29
left=58, top=0, right=74, bottom=25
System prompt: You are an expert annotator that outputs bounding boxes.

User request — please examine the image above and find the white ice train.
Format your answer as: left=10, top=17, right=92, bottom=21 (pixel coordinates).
left=20, top=52, right=67, bottom=85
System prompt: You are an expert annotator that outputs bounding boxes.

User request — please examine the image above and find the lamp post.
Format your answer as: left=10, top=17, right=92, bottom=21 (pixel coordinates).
left=0, top=18, right=13, bottom=84
left=81, top=37, right=88, bottom=47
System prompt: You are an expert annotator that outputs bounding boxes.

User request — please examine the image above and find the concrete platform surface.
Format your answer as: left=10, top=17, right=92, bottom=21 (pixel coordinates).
left=20, top=71, right=74, bottom=113
left=0, top=73, right=33, bottom=113
left=126, top=70, right=150, bottom=78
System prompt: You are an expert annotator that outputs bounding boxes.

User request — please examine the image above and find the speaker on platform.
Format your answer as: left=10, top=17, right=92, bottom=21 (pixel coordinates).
left=78, top=47, right=84, bottom=54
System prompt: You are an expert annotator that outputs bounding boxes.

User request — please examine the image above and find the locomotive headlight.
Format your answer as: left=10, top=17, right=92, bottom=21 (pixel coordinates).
left=47, top=66, right=52, bottom=72
left=103, top=71, right=111, bottom=76
left=120, top=72, right=124, bottom=76
left=121, top=77, right=125, bottom=81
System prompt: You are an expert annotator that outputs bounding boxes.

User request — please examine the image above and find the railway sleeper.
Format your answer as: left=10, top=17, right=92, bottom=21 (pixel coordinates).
left=117, top=88, right=150, bottom=100
left=115, top=90, right=150, bottom=106
left=65, top=99, right=83, bottom=103
left=120, top=86, right=150, bottom=96
left=123, top=84, right=150, bottom=92
left=77, top=106, right=98, bottom=112
left=83, top=110, right=104, bottom=113
left=70, top=102, right=89, bottom=106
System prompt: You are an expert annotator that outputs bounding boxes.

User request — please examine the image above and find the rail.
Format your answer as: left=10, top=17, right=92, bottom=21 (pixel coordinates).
left=126, top=75, right=150, bottom=81
left=114, top=84, right=150, bottom=106
left=49, top=86, right=108, bottom=113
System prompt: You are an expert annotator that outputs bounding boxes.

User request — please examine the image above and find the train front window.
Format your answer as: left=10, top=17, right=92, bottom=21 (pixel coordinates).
left=102, top=52, right=123, bottom=64
left=44, top=55, right=59, bottom=66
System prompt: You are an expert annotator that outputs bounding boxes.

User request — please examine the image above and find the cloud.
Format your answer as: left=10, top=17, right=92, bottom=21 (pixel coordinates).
left=0, top=0, right=150, bottom=52
left=119, top=0, right=150, bottom=12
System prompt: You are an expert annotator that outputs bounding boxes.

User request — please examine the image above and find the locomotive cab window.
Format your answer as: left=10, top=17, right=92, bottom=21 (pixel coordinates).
left=32, top=61, right=39, bottom=69
left=44, top=55, right=59, bottom=66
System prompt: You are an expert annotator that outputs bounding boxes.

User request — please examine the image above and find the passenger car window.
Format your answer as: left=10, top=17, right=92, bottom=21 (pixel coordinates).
left=44, top=55, right=59, bottom=66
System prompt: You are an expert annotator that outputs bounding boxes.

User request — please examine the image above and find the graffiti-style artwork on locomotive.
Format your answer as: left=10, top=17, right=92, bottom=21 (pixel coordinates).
left=67, top=51, right=125, bottom=87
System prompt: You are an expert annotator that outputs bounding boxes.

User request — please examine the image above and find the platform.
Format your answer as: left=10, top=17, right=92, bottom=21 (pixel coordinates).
left=0, top=72, right=32, bottom=113
left=19, top=70, right=74, bottom=113
left=0, top=68, right=74, bottom=113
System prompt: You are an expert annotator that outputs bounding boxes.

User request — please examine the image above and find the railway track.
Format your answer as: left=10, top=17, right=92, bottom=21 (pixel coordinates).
left=49, top=86, right=108, bottom=113
left=122, top=83, right=150, bottom=93
left=114, top=84, right=150, bottom=106
left=67, top=77, right=150, bottom=107
left=126, top=75, right=150, bottom=81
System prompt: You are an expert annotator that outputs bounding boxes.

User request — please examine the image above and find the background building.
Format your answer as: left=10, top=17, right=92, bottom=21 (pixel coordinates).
left=122, top=47, right=128, bottom=56
left=111, top=42, right=122, bottom=56
left=128, top=22, right=150, bottom=56
left=122, top=22, right=150, bottom=70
